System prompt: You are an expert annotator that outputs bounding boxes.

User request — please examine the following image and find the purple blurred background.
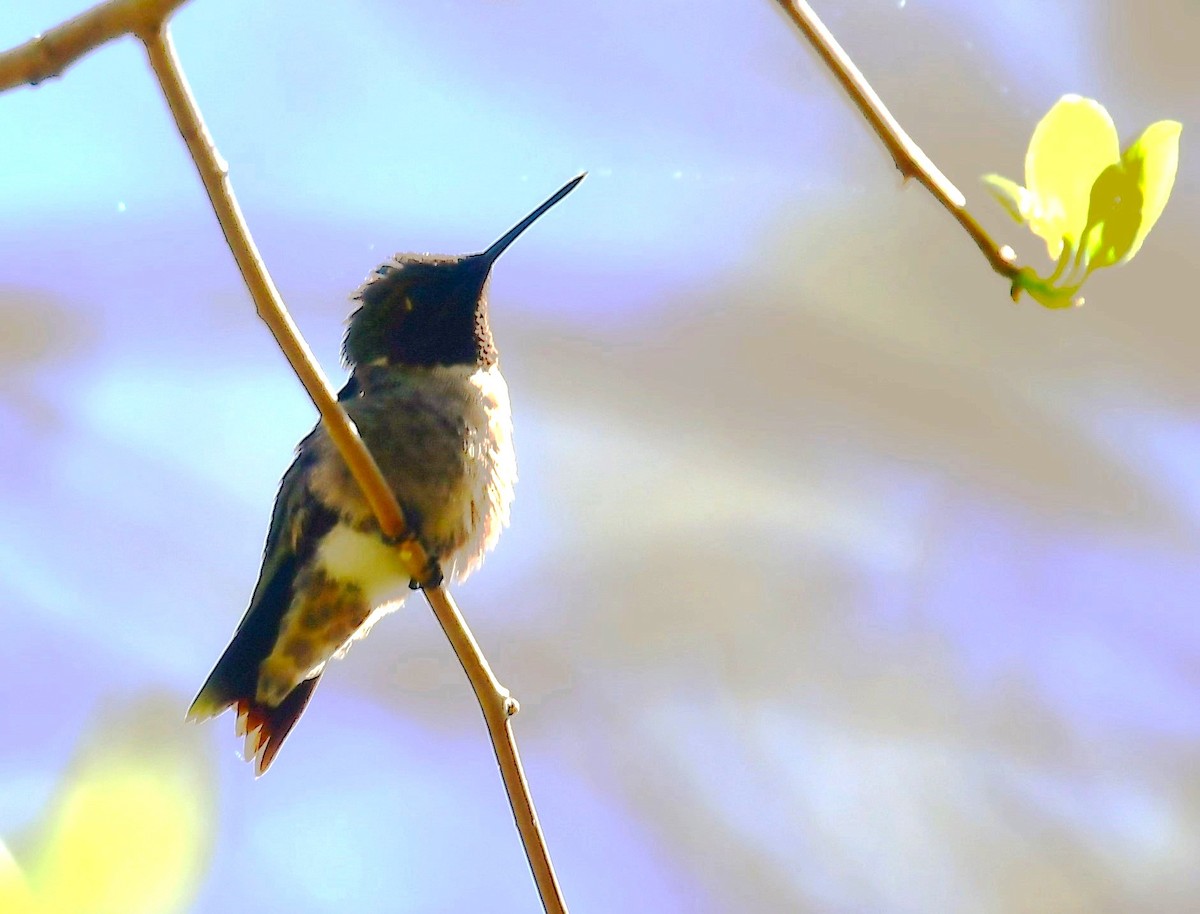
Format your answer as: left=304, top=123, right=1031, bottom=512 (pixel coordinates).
left=1, top=0, right=1198, bottom=910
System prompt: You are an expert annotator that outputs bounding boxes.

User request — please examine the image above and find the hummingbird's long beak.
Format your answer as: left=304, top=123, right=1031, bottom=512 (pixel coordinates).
left=479, top=173, right=586, bottom=266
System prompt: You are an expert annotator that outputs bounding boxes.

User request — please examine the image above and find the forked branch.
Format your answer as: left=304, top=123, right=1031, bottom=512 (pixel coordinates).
left=0, top=0, right=187, bottom=91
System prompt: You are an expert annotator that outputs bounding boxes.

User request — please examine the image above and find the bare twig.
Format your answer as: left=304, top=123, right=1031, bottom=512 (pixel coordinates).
left=139, top=20, right=567, bottom=914
left=0, top=2, right=567, bottom=911
left=0, top=0, right=188, bottom=91
left=771, top=0, right=1021, bottom=283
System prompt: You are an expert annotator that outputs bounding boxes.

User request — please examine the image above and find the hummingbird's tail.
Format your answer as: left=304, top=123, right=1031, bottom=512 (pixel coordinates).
left=188, top=671, right=322, bottom=777
left=236, top=679, right=321, bottom=776
left=187, top=525, right=323, bottom=775
left=188, top=439, right=338, bottom=775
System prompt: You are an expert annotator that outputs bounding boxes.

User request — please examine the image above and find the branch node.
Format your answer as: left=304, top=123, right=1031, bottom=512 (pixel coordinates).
left=29, top=35, right=60, bottom=85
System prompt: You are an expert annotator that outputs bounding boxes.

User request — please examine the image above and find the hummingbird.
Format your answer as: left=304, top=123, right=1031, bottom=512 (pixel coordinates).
left=188, top=174, right=584, bottom=775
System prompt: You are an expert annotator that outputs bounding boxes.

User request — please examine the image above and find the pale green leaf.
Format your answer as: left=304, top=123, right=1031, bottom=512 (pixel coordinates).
left=1025, top=95, right=1120, bottom=260
left=1079, top=161, right=1144, bottom=271
left=981, top=173, right=1038, bottom=224
left=1120, top=119, right=1182, bottom=261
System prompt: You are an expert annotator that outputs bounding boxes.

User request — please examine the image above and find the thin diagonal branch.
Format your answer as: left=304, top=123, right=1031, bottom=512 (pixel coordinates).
left=771, top=0, right=1021, bottom=284
left=135, top=20, right=419, bottom=560
left=138, top=20, right=567, bottom=914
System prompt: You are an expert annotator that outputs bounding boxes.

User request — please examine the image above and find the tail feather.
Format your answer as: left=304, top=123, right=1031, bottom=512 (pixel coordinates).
left=189, top=671, right=321, bottom=776
left=234, top=676, right=322, bottom=776
left=186, top=561, right=322, bottom=776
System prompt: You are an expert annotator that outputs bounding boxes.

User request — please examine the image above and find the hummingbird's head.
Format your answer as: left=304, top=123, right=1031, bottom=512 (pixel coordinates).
left=343, top=174, right=584, bottom=370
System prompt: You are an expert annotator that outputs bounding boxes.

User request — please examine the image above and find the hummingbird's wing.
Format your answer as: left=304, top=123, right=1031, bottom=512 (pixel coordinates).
left=188, top=430, right=338, bottom=774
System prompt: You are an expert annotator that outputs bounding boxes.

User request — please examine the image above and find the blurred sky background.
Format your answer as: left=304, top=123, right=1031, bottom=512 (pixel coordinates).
left=1, top=0, right=1198, bottom=911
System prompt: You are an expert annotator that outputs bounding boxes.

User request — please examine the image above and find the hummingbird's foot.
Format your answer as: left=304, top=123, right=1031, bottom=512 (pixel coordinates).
left=381, top=530, right=442, bottom=589
left=409, top=560, right=443, bottom=590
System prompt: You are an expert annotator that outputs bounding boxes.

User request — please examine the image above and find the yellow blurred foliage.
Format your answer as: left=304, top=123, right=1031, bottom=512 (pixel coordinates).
left=1, top=698, right=215, bottom=914
left=0, top=839, right=37, bottom=914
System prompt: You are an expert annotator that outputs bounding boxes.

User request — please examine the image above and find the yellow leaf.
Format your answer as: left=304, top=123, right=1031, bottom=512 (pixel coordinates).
left=1079, top=161, right=1144, bottom=270
left=1121, top=119, right=1182, bottom=261
left=1025, top=95, right=1120, bottom=260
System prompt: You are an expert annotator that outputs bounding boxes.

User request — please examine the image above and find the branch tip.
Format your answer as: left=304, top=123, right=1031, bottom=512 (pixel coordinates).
left=772, top=0, right=1020, bottom=289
